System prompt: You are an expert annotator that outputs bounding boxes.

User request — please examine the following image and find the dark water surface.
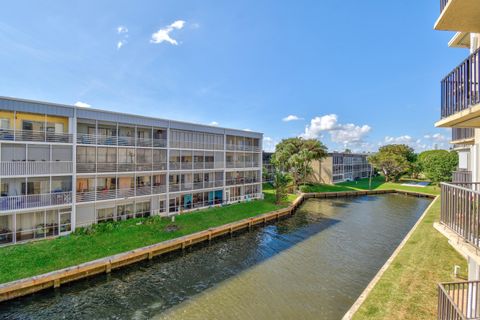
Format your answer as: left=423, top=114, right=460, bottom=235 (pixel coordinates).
left=0, top=194, right=431, bottom=320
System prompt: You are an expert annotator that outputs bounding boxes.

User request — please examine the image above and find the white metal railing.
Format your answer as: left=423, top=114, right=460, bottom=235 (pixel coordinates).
left=0, top=161, right=73, bottom=176
left=77, top=133, right=167, bottom=148
left=0, top=129, right=72, bottom=143
left=0, top=192, right=72, bottom=211
left=152, top=185, right=166, bottom=194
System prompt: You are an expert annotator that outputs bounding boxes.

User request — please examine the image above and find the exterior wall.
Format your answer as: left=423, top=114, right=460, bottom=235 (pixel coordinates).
left=308, top=153, right=371, bottom=185
left=0, top=96, right=263, bottom=246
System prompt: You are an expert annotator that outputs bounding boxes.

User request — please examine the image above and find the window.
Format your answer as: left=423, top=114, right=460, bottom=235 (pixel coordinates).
left=169, top=150, right=180, bottom=170
left=97, top=208, right=115, bottom=223
left=0, top=118, right=10, bottom=130
left=51, top=177, right=72, bottom=192
left=1, top=144, right=26, bottom=161
left=52, top=146, right=72, bottom=161
left=22, top=120, right=44, bottom=132
left=214, top=151, right=224, bottom=169
left=194, top=151, right=204, bottom=169
left=117, top=203, right=134, bottom=220
left=181, top=150, right=192, bottom=170
left=205, top=151, right=214, bottom=169
left=28, top=145, right=50, bottom=161
left=135, top=202, right=151, bottom=218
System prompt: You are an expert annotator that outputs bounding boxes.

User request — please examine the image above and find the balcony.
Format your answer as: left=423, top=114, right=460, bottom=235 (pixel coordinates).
left=0, top=192, right=72, bottom=211
left=440, top=182, right=480, bottom=249
left=0, top=129, right=72, bottom=144
left=436, top=0, right=480, bottom=33
left=453, top=170, right=472, bottom=183
left=437, top=49, right=480, bottom=127
left=438, top=281, right=480, bottom=319
left=452, top=128, right=475, bottom=144
left=0, top=161, right=73, bottom=176
left=77, top=133, right=167, bottom=148
left=76, top=186, right=167, bottom=203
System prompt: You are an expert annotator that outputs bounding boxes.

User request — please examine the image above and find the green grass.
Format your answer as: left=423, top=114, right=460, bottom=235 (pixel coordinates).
left=300, top=176, right=440, bottom=196
left=0, top=186, right=294, bottom=284
left=352, top=198, right=466, bottom=320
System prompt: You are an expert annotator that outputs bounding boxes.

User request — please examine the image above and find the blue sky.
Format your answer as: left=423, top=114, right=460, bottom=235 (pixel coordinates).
left=0, top=0, right=466, bottom=152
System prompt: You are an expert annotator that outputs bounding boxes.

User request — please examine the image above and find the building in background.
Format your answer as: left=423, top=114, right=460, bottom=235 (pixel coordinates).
left=432, top=1, right=480, bottom=317
left=308, top=152, right=372, bottom=184
left=262, top=151, right=275, bottom=183
left=0, top=96, right=262, bottom=245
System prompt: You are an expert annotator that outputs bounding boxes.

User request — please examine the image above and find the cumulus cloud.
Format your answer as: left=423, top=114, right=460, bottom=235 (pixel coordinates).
left=150, top=20, right=186, bottom=45
left=424, top=133, right=448, bottom=143
left=74, top=101, right=91, bottom=108
left=117, top=41, right=125, bottom=49
left=282, top=115, right=303, bottom=122
left=209, top=121, right=219, bottom=126
left=301, top=114, right=371, bottom=149
left=263, top=137, right=278, bottom=152
left=380, top=133, right=450, bottom=152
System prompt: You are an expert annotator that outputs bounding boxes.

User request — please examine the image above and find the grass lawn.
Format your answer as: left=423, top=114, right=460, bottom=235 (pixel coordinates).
left=0, top=185, right=296, bottom=284
left=300, top=176, right=440, bottom=196
left=352, top=198, right=466, bottom=319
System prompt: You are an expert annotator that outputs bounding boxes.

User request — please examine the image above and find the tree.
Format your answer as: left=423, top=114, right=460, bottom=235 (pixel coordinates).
left=418, top=150, right=458, bottom=184
left=368, top=144, right=415, bottom=182
left=273, top=171, right=291, bottom=204
left=271, top=137, right=327, bottom=188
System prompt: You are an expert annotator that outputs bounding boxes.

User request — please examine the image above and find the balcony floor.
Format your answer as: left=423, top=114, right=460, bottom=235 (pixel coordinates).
left=435, top=0, right=480, bottom=32
left=436, top=102, right=480, bottom=128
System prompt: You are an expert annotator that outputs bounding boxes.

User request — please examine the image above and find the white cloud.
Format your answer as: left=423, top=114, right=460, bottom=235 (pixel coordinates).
left=150, top=20, right=186, bottom=45
left=423, top=133, right=448, bottom=143
left=209, top=121, right=219, bottom=126
left=263, top=137, right=278, bottom=152
left=117, top=40, right=125, bottom=49
left=282, top=115, right=303, bottom=122
left=301, top=114, right=371, bottom=149
left=380, top=134, right=450, bottom=152
left=117, top=26, right=128, bottom=34
left=74, top=101, right=91, bottom=108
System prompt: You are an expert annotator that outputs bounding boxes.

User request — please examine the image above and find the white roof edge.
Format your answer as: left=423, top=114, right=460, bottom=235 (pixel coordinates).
left=0, top=96, right=263, bottom=136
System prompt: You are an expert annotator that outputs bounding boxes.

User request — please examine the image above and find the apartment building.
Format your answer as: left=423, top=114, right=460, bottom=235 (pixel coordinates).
left=308, top=152, right=372, bottom=184
left=432, top=1, right=480, bottom=318
left=0, top=97, right=262, bottom=246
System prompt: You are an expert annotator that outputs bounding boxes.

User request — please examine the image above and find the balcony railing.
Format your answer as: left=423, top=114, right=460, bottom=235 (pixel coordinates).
left=440, top=182, right=480, bottom=249
left=440, top=0, right=449, bottom=13
left=0, top=192, right=72, bottom=211
left=441, top=48, right=480, bottom=119
left=453, top=170, right=473, bottom=183
left=0, top=161, right=73, bottom=176
left=77, top=162, right=167, bottom=173
left=0, top=129, right=72, bottom=143
left=76, top=186, right=167, bottom=203
left=453, top=128, right=475, bottom=142
left=77, top=133, right=167, bottom=148
left=438, top=281, right=480, bottom=320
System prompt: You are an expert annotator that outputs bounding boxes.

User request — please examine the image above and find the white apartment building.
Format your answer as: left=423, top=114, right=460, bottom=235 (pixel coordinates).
left=0, top=97, right=262, bottom=246
left=433, top=1, right=480, bottom=317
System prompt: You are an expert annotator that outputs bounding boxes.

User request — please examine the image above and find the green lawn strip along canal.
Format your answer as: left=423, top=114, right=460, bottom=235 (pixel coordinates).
left=0, top=187, right=292, bottom=285
left=352, top=198, right=466, bottom=320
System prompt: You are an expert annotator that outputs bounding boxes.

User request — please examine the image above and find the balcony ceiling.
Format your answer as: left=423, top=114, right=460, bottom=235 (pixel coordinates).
left=435, top=102, right=480, bottom=127
left=435, top=0, right=480, bottom=33
left=448, top=32, right=470, bottom=48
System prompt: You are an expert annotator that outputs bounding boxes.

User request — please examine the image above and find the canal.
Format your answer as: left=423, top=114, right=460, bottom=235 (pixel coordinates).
left=0, top=194, right=431, bottom=320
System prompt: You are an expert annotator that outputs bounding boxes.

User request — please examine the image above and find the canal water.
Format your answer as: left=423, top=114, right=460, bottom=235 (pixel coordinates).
left=0, top=194, right=431, bottom=320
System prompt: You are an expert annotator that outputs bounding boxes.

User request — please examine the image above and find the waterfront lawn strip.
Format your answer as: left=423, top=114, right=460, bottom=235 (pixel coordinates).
left=300, top=176, right=440, bottom=196
left=352, top=198, right=466, bottom=320
left=0, top=189, right=293, bottom=284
